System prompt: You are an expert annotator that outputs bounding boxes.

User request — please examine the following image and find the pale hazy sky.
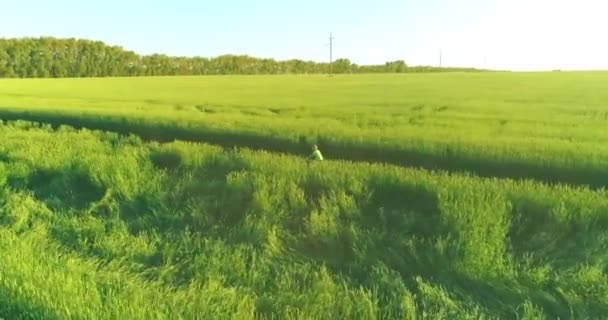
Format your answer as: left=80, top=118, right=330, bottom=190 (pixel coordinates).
left=1, top=0, right=606, bottom=71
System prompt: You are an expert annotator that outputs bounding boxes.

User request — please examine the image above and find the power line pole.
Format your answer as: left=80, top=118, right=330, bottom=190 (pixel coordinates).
left=439, top=49, right=442, bottom=67
left=329, top=33, right=335, bottom=74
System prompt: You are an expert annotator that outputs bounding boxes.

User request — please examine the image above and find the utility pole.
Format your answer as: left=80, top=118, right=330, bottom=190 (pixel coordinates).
left=329, top=33, right=335, bottom=74
left=439, top=49, right=443, bottom=67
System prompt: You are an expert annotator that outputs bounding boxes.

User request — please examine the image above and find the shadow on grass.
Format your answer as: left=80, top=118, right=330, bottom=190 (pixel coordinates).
left=293, top=176, right=451, bottom=285
left=0, top=110, right=606, bottom=188
left=435, top=272, right=571, bottom=319
left=0, top=152, right=10, bottom=163
left=7, top=165, right=105, bottom=212
left=507, top=195, right=608, bottom=270
left=0, top=297, right=60, bottom=320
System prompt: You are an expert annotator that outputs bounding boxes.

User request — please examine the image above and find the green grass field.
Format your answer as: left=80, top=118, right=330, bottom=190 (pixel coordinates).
left=1, top=73, right=608, bottom=186
left=0, top=73, right=607, bottom=319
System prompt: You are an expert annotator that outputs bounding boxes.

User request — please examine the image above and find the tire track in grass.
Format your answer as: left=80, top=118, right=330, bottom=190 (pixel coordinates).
left=0, top=108, right=605, bottom=189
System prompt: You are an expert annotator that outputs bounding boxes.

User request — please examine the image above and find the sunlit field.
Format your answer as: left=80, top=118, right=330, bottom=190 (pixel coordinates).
left=0, top=72, right=607, bottom=318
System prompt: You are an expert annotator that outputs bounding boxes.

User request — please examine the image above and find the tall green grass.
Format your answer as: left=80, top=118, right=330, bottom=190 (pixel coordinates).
left=0, top=121, right=607, bottom=318
left=1, top=73, right=608, bottom=187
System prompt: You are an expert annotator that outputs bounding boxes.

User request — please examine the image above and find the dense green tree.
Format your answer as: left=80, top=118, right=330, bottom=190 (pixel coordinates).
left=332, top=58, right=354, bottom=73
left=385, top=60, right=408, bottom=73
left=0, top=37, right=483, bottom=78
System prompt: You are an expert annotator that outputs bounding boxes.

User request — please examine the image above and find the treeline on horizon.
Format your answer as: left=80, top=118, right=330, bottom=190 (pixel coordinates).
left=0, top=37, right=484, bottom=78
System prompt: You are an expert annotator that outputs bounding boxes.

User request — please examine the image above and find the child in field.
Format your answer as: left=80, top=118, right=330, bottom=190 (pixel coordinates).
left=309, top=145, right=323, bottom=161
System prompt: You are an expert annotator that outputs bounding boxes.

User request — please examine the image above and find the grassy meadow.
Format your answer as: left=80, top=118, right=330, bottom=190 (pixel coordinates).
left=1, top=73, right=607, bottom=186
left=0, top=72, right=607, bottom=318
